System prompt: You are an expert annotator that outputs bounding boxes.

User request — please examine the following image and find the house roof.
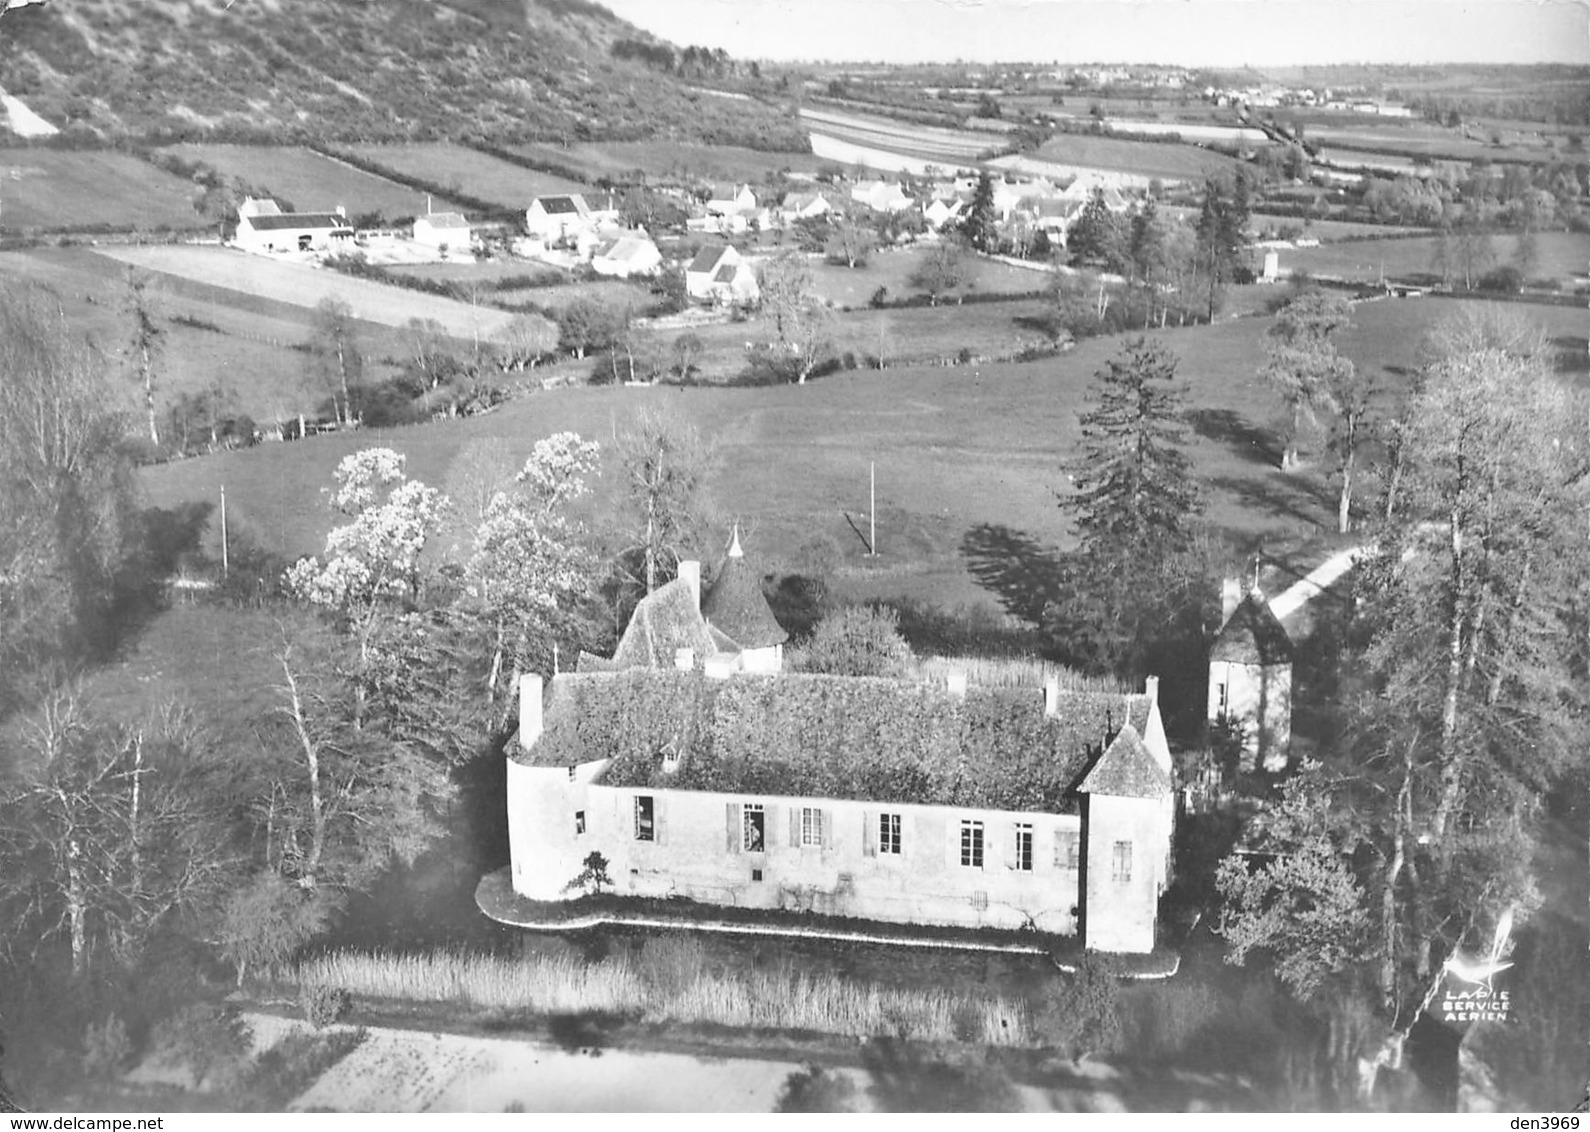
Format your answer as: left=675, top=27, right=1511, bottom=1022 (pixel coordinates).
left=595, top=235, right=659, bottom=263
left=243, top=213, right=346, bottom=231
left=688, top=243, right=733, bottom=274
left=1077, top=724, right=1172, bottom=798
left=1211, top=592, right=1294, bottom=665
left=418, top=212, right=470, bottom=229
left=701, top=529, right=787, bottom=649
left=520, top=669, right=1161, bottom=813
left=579, top=575, right=722, bottom=673
left=535, top=195, right=588, bottom=215
left=712, top=263, right=739, bottom=283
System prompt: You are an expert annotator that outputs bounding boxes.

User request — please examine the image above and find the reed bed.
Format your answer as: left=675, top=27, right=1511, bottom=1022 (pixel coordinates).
left=295, top=937, right=1030, bottom=1046
left=913, top=655, right=1126, bottom=695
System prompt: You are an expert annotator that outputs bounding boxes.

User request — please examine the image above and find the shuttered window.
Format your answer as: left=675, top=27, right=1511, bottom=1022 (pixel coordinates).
left=1112, top=840, right=1133, bottom=883
left=960, top=820, right=984, bottom=868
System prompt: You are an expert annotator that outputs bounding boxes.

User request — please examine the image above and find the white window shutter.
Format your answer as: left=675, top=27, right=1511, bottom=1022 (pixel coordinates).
left=1004, top=824, right=1019, bottom=871
left=819, top=809, right=829, bottom=850
left=862, top=812, right=876, bottom=857
left=789, top=806, right=801, bottom=848
left=655, top=796, right=667, bottom=845
left=726, top=802, right=741, bottom=854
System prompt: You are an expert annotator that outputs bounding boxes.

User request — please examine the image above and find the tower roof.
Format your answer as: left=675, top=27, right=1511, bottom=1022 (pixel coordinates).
left=1212, top=591, right=1294, bottom=665
left=701, top=529, right=787, bottom=650
left=1077, top=724, right=1172, bottom=798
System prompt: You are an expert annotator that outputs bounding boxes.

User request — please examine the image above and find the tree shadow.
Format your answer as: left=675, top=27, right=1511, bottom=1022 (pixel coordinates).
left=861, top=1039, right=1023, bottom=1112
left=1187, top=408, right=1278, bottom=467
left=1208, top=473, right=1335, bottom=531
left=960, top=523, right=1068, bottom=625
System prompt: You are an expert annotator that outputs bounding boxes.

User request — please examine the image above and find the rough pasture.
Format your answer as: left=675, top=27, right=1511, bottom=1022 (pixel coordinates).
left=0, top=148, right=202, bottom=230
left=345, top=143, right=587, bottom=210
left=160, top=144, right=455, bottom=221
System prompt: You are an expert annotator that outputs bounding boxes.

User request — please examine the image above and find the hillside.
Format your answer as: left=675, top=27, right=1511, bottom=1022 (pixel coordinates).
left=0, top=0, right=808, bottom=150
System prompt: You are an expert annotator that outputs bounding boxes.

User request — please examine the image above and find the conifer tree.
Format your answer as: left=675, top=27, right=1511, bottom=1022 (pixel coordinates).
left=958, top=171, right=999, bottom=253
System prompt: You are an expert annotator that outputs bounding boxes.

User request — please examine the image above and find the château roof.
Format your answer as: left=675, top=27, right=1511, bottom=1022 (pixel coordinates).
left=1077, top=724, right=1172, bottom=799
left=1211, top=592, right=1294, bottom=666
left=700, top=529, right=787, bottom=650
left=517, top=669, right=1163, bottom=814
left=578, top=575, right=721, bottom=673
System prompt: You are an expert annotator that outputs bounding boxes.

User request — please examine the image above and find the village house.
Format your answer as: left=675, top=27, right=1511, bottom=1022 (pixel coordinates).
left=1207, top=580, right=1294, bottom=773
left=684, top=242, right=760, bottom=305
left=411, top=211, right=472, bottom=256
left=850, top=179, right=915, bottom=214
left=590, top=232, right=663, bottom=278
left=497, top=533, right=1176, bottom=954
left=525, top=194, right=594, bottom=242
left=233, top=197, right=355, bottom=255
left=922, top=194, right=965, bottom=231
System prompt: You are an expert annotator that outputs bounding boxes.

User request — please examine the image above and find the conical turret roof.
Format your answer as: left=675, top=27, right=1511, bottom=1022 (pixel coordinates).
left=701, top=527, right=788, bottom=650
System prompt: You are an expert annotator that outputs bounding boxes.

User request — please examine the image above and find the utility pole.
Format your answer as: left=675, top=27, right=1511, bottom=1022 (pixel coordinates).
left=220, top=484, right=229, bottom=578
left=868, top=461, right=877, bottom=557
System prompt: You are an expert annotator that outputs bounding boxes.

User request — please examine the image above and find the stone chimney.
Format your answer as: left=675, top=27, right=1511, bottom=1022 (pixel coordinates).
left=1221, top=576, right=1243, bottom=625
left=947, top=670, right=968, bottom=699
left=1044, top=674, right=1061, bottom=717
left=678, top=559, right=701, bottom=610
left=674, top=647, right=694, bottom=671
left=518, top=673, right=544, bottom=753
left=1144, top=675, right=1160, bottom=705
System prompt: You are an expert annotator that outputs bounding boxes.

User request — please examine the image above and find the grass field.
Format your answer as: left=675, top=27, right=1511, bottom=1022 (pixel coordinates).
left=160, top=144, right=458, bottom=222
left=810, top=245, right=1047, bottom=307
left=0, top=149, right=203, bottom=231
left=1284, top=230, right=1590, bottom=285
left=344, top=144, right=586, bottom=211
left=139, top=292, right=1590, bottom=622
left=800, top=108, right=1008, bottom=164
left=510, top=140, right=823, bottom=184
left=1032, top=134, right=1245, bottom=181
left=98, top=245, right=519, bottom=340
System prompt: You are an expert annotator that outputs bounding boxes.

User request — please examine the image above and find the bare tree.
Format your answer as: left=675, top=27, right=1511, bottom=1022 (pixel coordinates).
left=305, top=297, right=363, bottom=426
left=124, top=269, right=163, bottom=446
left=616, top=407, right=715, bottom=595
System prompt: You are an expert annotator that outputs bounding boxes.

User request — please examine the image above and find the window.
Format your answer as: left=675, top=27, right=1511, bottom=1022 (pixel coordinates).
left=575, top=811, right=586, bottom=836
left=1014, top=823, right=1034, bottom=872
left=879, top=813, right=902, bottom=855
left=743, top=803, right=765, bottom=852
left=660, top=740, right=680, bottom=772
left=1112, top=840, right=1133, bottom=883
left=1057, top=830, right=1080, bottom=870
left=751, top=868, right=764, bottom=882
left=635, top=796, right=655, bottom=841
left=800, top=807, right=822, bottom=847
left=960, top=820, right=984, bottom=868
left=1215, top=680, right=1229, bottom=713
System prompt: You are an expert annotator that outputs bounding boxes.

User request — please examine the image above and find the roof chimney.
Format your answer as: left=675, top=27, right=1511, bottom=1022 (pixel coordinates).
left=518, top=673, right=544, bottom=753
left=678, top=560, right=701, bottom=610
left=1144, top=675, right=1159, bottom=705
left=1221, top=576, right=1242, bottom=626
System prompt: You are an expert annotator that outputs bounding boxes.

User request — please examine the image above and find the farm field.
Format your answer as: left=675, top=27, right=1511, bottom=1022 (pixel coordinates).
left=140, top=295, right=1589, bottom=619
left=800, top=106, right=1007, bottom=168
left=808, top=132, right=955, bottom=176
left=510, top=140, right=823, bottom=184
left=1283, top=230, right=1590, bottom=284
left=495, top=278, right=657, bottom=316
left=386, top=260, right=568, bottom=286
left=0, top=148, right=202, bottom=231
left=1316, top=147, right=1421, bottom=174
left=1298, top=121, right=1559, bottom=164
left=160, top=144, right=456, bottom=222
left=1098, top=119, right=1266, bottom=145
left=1031, top=133, right=1244, bottom=181
left=97, top=245, right=519, bottom=340
left=343, top=143, right=586, bottom=210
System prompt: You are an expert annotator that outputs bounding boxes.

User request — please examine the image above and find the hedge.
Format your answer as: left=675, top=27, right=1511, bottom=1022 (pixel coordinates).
left=529, top=670, right=1151, bottom=813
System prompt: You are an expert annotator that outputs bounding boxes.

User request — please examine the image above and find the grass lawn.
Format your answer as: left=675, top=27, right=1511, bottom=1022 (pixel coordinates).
left=160, top=144, right=457, bottom=222
left=139, top=293, right=1590, bottom=625
left=510, top=140, right=823, bottom=184
left=1032, top=134, right=1244, bottom=181
left=810, top=245, right=1048, bottom=308
left=386, top=259, right=569, bottom=286
left=0, top=149, right=203, bottom=231
left=344, top=143, right=586, bottom=211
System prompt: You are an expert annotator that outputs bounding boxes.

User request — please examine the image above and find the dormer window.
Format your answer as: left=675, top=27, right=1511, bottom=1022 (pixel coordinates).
left=660, top=741, right=680, bottom=773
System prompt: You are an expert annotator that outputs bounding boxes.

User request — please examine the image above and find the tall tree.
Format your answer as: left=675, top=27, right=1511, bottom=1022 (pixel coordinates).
left=1261, top=289, right=1357, bottom=473
left=0, top=283, right=136, bottom=710
left=1068, top=186, right=1123, bottom=268
left=958, top=172, right=999, bottom=253
left=757, top=249, right=831, bottom=383
left=910, top=239, right=967, bottom=306
left=124, top=269, right=163, bottom=447
left=1193, top=173, right=1250, bottom=320
left=823, top=216, right=876, bottom=268
left=615, top=408, right=714, bottom=601
left=305, top=297, right=363, bottom=427
left=1047, top=337, right=1206, bottom=675
left=0, top=692, right=238, bottom=975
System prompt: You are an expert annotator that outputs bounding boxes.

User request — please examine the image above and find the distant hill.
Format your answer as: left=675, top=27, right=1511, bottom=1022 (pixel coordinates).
left=0, top=0, right=808, bottom=150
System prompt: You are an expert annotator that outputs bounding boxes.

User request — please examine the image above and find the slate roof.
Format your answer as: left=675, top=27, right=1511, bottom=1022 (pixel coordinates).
left=578, top=575, right=721, bottom=673
left=418, top=212, right=470, bottom=229
left=712, top=263, right=739, bottom=284
left=1077, top=724, right=1172, bottom=798
left=595, top=235, right=658, bottom=263
left=688, top=243, right=733, bottom=274
left=244, top=213, right=346, bottom=231
left=536, top=195, right=587, bottom=215
left=1211, top=592, right=1294, bottom=665
left=701, top=531, right=787, bottom=649
left=519, top=669, right=1162, bottom=813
